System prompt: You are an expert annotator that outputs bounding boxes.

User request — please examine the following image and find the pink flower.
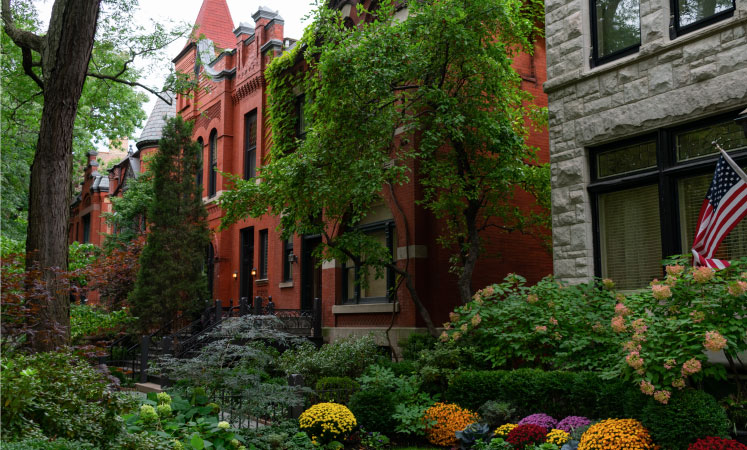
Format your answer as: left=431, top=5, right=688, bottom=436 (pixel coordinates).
left=452, top=331, right=462, bottom=341
left=439, top=331, right=449, bottom=342
left=626, top=351, right=644, bottom=370
left=473, top=296, right=484, bottom=305
left=471, top=314, right=482, bottom=327
left=443, top=322, right=452, bottom=330
left=611, top=316, right=627, bottom=333
left=616, top=293, right=626, bottom=302
left=632, top=318, right=647, bottom=333
left=692, top=266, right=715, bottom=283
left=535, top=325, right=548, bottom=333
left=549, top=317, right=558, bottom=326
left=654, top=390, right=671, bottom=404
left=681, top=358, right=702, bottom=376
left=652, top=284, right=672, bottom=300
left=640, top=380, right=655, bottom=395
left=690, top=310, right=705, bottom=323
left=526, top=294, right=538, bottom=304
left=592, top=322, right=603, bottom=333
left=602, top=278, right=615, bottom=289
left=728, top=281, right=747, bottom=296
left=614, top=303, right=631, bottom=316
left=554, top=332, right=562, bottom=341
left=666, top=265, right=685, bottom=276
left=632, top=332, right=647, bottom=342
left=704, top=330, right=727, bottom=352
left=449, top=312, right=460, bottom=322
left=623, top=341, right=641, bottom=352
left=482, top=286, right=495, bottom=297
left=663, top=358, right=676, bottom=370
left=460, top=323, right=469, bottom=332
left=672, top=378, right=686, bottom=389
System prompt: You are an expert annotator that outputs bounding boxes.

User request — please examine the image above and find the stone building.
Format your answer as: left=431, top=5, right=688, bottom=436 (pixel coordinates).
left=544, top=0, right=747, bottom=288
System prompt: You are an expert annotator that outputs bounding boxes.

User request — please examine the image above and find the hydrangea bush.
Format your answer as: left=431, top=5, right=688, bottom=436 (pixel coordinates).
left=615, top=260, right=747, bottom=403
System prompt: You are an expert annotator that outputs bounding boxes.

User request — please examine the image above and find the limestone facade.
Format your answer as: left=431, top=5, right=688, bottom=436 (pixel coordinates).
left=545, top=0, right=747, bottom=284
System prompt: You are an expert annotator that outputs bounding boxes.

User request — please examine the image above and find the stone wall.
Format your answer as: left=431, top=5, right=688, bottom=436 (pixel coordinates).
left=544, top=0, right=747, bottom=283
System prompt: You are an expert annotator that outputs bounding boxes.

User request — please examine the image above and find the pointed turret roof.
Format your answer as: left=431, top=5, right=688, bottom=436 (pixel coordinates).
left=192, top=0, right=235, bottom=50
left=136, top=93, right=175, bottom=151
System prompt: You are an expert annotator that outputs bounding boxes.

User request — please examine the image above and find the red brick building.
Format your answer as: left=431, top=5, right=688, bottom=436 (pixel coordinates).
left=70, top=0, right=552, bottom=349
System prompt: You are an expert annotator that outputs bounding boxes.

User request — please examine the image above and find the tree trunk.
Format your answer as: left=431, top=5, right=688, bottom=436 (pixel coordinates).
left=389, top=264, right=439, bottom=338
left=457, top=225, right=480, bottom=305
left=23, top=0, right=102, bottom=351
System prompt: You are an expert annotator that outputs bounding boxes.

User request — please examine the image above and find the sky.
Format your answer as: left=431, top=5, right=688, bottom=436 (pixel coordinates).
left=33, top=0, right=316, bottom=142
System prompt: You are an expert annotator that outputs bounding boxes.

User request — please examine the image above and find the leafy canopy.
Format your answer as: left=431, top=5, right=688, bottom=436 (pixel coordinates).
left=220, top=0, right=549, bottom=300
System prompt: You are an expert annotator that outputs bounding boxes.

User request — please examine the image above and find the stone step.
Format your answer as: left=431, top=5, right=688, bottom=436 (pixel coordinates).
left=135, top=382, right=164, bottom=393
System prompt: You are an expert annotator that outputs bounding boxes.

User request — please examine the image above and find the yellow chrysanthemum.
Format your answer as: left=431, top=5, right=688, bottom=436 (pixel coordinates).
left=299, top=402, right=357, bottom=444
left=577, top=419, right=656, bottom=450
left=546, top=429, right=570, bottom=446
left=494, top=423, right=518, bottom=438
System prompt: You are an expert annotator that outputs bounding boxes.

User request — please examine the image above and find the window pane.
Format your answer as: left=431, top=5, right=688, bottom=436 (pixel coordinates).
left=679, top=173, right=747, bottom=260
left=676, top=120, right=747, bottom=162
left=597, top=140, right=657, bottom=178
left=361, top=230, right=388, bottom=299
left=677, top=0, right=734, bottom=27
left=259, top=229, right=268, bottom=279
left=594, top=0, right=640, bottom=58
left=599, top=184, right=662, bottom=290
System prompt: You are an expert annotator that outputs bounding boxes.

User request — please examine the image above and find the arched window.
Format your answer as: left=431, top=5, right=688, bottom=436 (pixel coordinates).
left=196, top=137, right=204, bottom=189
left=208, top=129, right=217, bottom=196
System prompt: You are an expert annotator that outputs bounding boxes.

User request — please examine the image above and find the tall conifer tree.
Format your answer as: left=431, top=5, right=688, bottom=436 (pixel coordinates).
left=130, top=116, right=210, bottom=330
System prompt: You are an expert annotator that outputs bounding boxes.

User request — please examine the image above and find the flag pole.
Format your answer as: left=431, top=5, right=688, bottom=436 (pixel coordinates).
left=714, top=141, right=747, bottom=183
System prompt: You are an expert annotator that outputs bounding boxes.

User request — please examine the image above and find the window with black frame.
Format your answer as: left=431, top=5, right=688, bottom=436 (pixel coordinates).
left=590, top=113, right=747, bottom=290
left=283, top=238, right=294, bottom=282
left=672, top=0, right=735, bottom=35
left=342, top=220, right=395, bottom=304
left=196, top=137, right=204, bottom=188
left=259, top=229, right=269, bottom=279
left=296, top=94, right=308, bottom=139
left=591, top=0, right=641, bottom=66
left=208, top=129, right=218, bottom=196
left=244, top=110, right=257, bottom=180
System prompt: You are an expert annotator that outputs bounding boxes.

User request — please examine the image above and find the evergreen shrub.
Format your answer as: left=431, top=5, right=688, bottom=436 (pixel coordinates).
left=348, top=386, right=398, bottom=433
left=639, top=389, right=730, bottom=450
left=446, top=369, right=641, bottom=418
left=315, top=377, right=360, bottom=404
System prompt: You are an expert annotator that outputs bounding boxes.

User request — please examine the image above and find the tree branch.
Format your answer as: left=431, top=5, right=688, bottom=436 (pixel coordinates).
left=1, top=0, right=43, bottom=53
left=21, top=47, right=43, bottom=89
left=86, top=72, right=173, bottom=105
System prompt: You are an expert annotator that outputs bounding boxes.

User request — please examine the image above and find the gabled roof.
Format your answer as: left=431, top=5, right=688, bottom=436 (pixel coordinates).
left=136, top=92, right=175, bottom=151
left=192, top=0, right=236, bottom=50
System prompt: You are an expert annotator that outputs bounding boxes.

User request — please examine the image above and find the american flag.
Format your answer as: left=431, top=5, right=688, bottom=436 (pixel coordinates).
left=692, top=149, right=747, bottom=269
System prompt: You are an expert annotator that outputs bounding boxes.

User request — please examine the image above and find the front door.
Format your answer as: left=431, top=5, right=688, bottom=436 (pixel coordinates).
left=240, top=227, right=254, bottom=302
left=301, top=235, right=322, bottom=310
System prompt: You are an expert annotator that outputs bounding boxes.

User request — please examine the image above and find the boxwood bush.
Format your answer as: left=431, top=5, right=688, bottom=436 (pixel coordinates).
left=639, top=389, right=730, bottom=450
left=446, top=369, right=642, bottom=418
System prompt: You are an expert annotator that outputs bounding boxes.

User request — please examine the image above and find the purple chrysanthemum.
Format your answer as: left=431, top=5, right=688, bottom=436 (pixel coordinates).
left=556, top=415, right=592, bottom=433
left=518, top=413, right=557, bottom=431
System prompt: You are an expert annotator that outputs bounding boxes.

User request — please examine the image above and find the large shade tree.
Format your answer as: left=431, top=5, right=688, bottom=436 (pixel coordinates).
left=220, top=0, right=550, bottom=337
left=1, top=0, right=185, bottom=350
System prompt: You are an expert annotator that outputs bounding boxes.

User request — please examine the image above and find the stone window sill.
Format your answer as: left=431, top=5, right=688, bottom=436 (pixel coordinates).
left=255, top=279, right=268, bottom=286
left=279, top=281, right=294, bottom=289
left=332, top=303, right=399, bottom=315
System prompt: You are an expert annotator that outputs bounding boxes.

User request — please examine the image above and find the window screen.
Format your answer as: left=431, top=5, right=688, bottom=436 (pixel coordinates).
left=599, top=184, right=663, bottom=290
